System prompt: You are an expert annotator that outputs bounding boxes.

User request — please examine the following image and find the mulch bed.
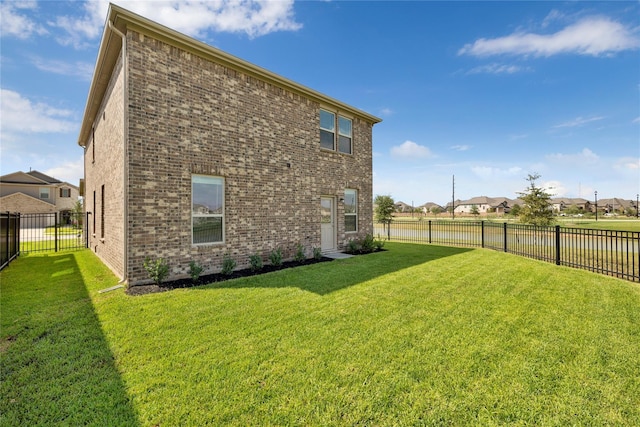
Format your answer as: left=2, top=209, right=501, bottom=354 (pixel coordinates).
left=126, top=256, right=334, bottom=296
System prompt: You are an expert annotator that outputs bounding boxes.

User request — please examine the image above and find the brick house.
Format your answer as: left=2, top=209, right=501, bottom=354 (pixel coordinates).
left=77, top=4, right=381, bottom=285
left=0, top=170, right=79, bottom=225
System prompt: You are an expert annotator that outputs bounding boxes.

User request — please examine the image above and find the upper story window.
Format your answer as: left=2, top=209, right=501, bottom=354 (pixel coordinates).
left=320, top=109, right=352, bottom=154
left=40, top=188, right=50, bottom=200
left=192, top=175, right=224, bottom=245
left=60, top=188, right=71, bottom=198
left=338, top=116, right=352, bottom=154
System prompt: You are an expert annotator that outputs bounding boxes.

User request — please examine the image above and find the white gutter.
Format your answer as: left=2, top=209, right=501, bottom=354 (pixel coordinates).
left=108, top=20, right=129, bottom=286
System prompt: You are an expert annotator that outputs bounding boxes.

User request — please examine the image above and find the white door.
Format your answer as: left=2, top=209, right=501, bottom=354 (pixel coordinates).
left=321, top=197, right=336, bottom=251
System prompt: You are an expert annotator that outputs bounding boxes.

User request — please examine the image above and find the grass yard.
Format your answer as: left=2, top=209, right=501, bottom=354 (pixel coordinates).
left=2, top=243, right=639, bottom=426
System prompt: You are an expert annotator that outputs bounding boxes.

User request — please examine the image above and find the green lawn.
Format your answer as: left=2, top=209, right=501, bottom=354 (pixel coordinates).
left=2, top=244, right=639, bottom=426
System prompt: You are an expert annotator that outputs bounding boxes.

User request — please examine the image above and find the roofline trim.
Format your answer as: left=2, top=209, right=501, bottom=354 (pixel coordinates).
left=77, top=3, right=381, bottom=147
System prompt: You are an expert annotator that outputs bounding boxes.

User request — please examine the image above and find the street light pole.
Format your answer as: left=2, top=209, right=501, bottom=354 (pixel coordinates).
left=594, top=191, right=598, bottom=221
left=637, top=193, right=639, bottom=219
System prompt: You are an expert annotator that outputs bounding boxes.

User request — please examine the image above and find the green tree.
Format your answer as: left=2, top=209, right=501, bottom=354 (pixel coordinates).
left=470, top=204, right=480, bottom=217
left=73, top=199, right=84, bottom=229
left=374, top=195, right=395, bottom=239
left=430, top=206, right=443, bottom=216
left=517, top=173, right=554, bottom=226
left=509, top=203, right=522, bottom=217
left=564, top=204, right=581, bottom=216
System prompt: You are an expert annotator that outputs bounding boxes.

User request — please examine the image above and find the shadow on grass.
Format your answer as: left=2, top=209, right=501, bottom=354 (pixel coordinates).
left=201, top=243, right=474, bottom=295
left=0, top=253, right=139, bottom=426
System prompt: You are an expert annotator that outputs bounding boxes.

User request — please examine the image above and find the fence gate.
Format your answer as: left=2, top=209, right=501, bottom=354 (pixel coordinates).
left=19, top=212, right=88, bottom=254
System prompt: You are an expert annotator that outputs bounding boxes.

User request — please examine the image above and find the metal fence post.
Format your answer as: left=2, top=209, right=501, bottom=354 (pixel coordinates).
left=428, top=220, right=432, bottom=244
left=481, top=221, right=485, bottom=248
left=55, top=212, right=59, bottom=252
left=5, top=212, right=9, bottom=265
left=555, top=225, right=561, bottom=265
left=503, top=222, right=508, bottom=252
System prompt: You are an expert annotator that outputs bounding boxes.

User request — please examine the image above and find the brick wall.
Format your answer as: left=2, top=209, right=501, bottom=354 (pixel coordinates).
left=84, top=54, right=126, bottom=279
left=122, top=30, right=374, bottom=285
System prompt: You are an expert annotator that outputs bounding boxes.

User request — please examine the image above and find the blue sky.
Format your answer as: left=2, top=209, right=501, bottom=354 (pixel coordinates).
left=1, top=0, right=638, bottom=206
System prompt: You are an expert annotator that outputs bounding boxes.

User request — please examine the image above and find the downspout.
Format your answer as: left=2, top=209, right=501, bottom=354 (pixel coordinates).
left=108, top=20, right=129, bottom=286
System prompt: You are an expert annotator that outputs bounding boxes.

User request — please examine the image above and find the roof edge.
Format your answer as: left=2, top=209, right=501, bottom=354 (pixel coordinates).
left=77, top=3, right=382, bottom=147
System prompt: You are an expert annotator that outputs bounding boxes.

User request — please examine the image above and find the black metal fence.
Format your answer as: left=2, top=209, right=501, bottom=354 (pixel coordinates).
left=375, top=220, right=640, bottom=282
left=18, top=212, right=87, bottom=255
left=1, top=212, right=20, bottom=270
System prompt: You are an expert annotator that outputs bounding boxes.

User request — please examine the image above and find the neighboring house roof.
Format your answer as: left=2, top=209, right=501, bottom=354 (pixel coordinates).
left=77, top=3, right=382, bottom=148
left=599, top=198, right=634, bottom=210
left=419, top=202, right=443, bottom=210
left=0, top=170, right=77, bottom=189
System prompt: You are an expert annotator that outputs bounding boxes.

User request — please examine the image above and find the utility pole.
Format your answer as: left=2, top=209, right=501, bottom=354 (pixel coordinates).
left=452, top=175, right=455, bottom=220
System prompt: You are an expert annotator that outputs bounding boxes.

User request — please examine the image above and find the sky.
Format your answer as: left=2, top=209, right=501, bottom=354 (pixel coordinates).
left=1, top=0, right=638, bottom=206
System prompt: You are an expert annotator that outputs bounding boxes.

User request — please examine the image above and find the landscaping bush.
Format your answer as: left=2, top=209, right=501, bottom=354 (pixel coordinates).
left=220, top=253, right=236, bottom=276
left=249, top=253, right=263, bottom=272
left=269, top=248, right=283, bottom=267
left=143, top=257, right=169, bottom=285
left=188, top=260, right=204, bottom=282
left=294, top=244, right=306, bottom=263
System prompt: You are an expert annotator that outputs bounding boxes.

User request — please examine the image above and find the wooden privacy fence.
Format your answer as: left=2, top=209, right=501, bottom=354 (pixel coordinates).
left=374, top=220, right=640, bottom=283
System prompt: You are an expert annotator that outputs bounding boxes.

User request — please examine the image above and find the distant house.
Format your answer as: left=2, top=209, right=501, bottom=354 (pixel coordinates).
left=598, top=198, right=635, bottom=215
left=453, top=196, right=512, bottom=215
left=0, top=170, right=79, bottom=224
left=394, top=201, right=414, bottom=213
left=550, top=197, right=591, bottom=213
left=77, top=4, right=381, bottom=285
left=419, top=202, right=444, bottom=215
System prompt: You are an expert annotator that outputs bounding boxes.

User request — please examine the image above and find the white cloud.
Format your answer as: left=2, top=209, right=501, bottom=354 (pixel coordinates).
left=0, top=1, right=48, bottom=39
left=471, top=166, right=523, bottom=179
left=450, top=144, right=471, bottom=151
left=552, top=116, right=604, bottom=129
left=632, top=117, right=640, bottom=124
left=542, top=180, right=566, bottom=197
left=51, top=0, right=302, bottom=48
left=546, top=148, right=599, bottom=164
left=509, top=134, right=529, bottom=141
left=459, top=16, right=639, bottom=57
left=466, top=63, right=530, bottom=75
left=45, top=157, right=84, bottom=186
left=0, top=89, right=77, bottom=135
left=614, top=157, right=640, bottom=171
left=30, top=57, right=95, bottom=81
left=391, top=140, right=433, bottom=159
left=379, top=108, right=393, bottom=116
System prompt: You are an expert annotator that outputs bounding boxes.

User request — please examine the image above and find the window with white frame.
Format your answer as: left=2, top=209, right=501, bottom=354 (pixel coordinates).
left=320, top=109, right=352, bottom=154
left=320, top=109, right=335, bottom=150
left=192, top=175, right=224, bottom=244
left=344, top=189, right=357, bottom=232
left=338, top=116, right=352, bottom=154
left=40, top=187, right=50, bottom=199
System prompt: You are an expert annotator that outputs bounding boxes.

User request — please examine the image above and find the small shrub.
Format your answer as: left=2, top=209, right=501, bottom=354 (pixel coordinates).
left=249, top=253, right=263, bottom=272
left=346, top=239, right=360, bottom=254
left=360, top=234, right=375, bottom=254
left=143, top=257, right=169, bottom=285
left=374, top=237, right=386, bottom=251
left=269, top=247, right=283, bottom=267
left=220, top=253, right=236, bottom=276
left=188, top=260, right=204, bottom=282
left=313, top=247, right=322, bottom=260
left=294, top=243, right=306, bottom=263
